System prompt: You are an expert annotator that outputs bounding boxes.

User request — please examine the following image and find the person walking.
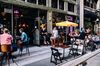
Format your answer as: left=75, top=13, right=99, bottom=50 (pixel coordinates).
left=0, top=28, right=13, bottom=50
left=0, top=28, right=13, bottom=66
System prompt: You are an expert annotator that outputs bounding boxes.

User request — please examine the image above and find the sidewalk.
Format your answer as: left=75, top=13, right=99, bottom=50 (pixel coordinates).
left=5, top=46, right=70, bottom=66
left=5, top=46, right=52, bottom=66
left=4, top=45, right=85, bottom=66
left=86, top=53, right=100, bottom=66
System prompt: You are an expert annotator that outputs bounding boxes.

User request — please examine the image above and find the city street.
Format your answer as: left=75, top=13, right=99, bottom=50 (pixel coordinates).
left=3, top=45, right=100, bottom=66
left=4, top=46, right=74, bottom=66
left=0, top=0, right=100, bottom=66
left=86, top=53, right=100, bottom=66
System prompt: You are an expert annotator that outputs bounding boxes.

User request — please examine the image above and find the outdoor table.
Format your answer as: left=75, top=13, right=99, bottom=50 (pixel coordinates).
left=59, top=45, right=70, bottom=59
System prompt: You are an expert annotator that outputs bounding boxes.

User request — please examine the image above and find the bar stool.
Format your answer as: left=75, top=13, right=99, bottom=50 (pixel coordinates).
left=1, top=44, right=12, bottom=66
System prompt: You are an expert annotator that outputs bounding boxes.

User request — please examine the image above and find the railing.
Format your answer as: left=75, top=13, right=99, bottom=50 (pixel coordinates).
left=61, top=49, right=100, bottom=66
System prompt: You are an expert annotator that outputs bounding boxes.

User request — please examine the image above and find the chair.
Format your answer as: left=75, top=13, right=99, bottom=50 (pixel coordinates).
left=68, top=42, right=79, bottom=57
left=50, top=47, right=62, bottom=65
left=19, top=37, right=30, bottom=56
left=25, top=38, right=30, bottom=55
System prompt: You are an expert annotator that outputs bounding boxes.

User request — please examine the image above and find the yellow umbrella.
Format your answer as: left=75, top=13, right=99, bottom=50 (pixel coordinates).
left=56, top=21, right=78, bottom=27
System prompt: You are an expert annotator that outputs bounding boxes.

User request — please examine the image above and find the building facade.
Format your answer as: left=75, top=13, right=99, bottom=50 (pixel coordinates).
left=0, top=0, right=78, bottom=45
left=79, top=0, right=98, bottom=32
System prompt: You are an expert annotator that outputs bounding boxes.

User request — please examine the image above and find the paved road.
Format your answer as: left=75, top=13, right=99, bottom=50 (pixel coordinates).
left=4, top=46, right=100, bottom=66
left=5, top=46, right=70, bottom=66
left=86, top=53, right=100, bottom=66
left=24, top=58, right=56, bottom=66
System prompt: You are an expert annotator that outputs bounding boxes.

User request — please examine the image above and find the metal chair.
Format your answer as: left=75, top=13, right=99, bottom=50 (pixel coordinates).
left=50, top=47, right=62, bottom=65
left=25, top=38, right=30, bottom=55
left=68, top=41, right=79, bottom=57
left=19, top=37, right=30, bottom=56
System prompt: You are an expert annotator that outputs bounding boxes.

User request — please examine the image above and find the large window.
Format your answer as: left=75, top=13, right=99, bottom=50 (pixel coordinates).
left=84, top=0, right=97, bottom=9
left=38, top=0, right=46, bottom=6
left=21, top=0, right=25, bottom=1
left=68, top=3, right=74, bottom=12
left=59, top=0, right=64, bottom=10
left=52, top=0, right=57, bottom=8
left=73, top=0, right=76, bottom=1
left=27, top=0, right=36, bottom=3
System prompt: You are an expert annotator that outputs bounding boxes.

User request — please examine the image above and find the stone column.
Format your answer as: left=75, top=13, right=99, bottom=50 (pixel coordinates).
left=36, top=0, right=38, bottom=5
left=46, top=0, right=49, bottom=7
left=25, top=0, right=27, bottom=2
left=47, top=10, right=52, bottom=33
left=79, top=0, right=84, bottom=30
left=48, top=0, right=51, bottom=7
left=64, top=1, right=67, bottom=11
left=47, top=0, right=52, bottom=33
left=57, top=0, right=59, bottom=9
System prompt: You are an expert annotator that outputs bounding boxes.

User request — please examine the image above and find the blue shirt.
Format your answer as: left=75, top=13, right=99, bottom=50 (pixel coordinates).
left=21, top=32, right=28, bottom=42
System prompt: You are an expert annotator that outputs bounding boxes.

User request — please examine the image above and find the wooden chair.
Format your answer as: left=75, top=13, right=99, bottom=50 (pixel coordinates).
left=50, top=47, right=62, bottom=65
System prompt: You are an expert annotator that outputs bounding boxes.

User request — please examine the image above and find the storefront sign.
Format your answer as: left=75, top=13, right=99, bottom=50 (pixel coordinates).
left=4, top=8, right=12, bottom=13
left=66, top=16, right=73, bottom=22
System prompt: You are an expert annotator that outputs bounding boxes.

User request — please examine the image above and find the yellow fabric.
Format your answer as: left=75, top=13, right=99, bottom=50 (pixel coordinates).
left=56, top=21, right=78, bottom=27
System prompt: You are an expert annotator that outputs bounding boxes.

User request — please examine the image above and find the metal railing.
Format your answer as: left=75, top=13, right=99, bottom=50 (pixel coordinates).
left=61, top=49, right=100, bottom=66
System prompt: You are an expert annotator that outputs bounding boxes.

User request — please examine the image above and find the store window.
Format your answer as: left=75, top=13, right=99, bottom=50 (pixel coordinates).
left=59, top=0, right=64, bottom=10
left=38, top=0, right=46, bottom=6
left=84, top=0, right=97, bottom=9
left=84, top=0, right=89, bottom=7
left=27, top=0, right=36, bottom=3
left=73, top=0, right=76, bottom=1
left=52, top=0, right=57, bottom=8
left=21, top=0, right=25, bottom=1
left=68, top=3, right=74, bottom=12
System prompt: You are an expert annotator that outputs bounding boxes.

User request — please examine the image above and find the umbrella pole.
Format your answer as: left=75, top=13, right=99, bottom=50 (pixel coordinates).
left=65, top=27, right=68, bottom=42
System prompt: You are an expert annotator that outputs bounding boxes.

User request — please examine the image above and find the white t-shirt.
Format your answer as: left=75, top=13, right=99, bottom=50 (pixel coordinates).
left=52, top=29, right=58, bottom=38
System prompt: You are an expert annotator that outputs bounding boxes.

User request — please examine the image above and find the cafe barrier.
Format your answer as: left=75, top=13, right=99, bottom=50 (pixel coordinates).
left=61, top=49, right=100, bottom=66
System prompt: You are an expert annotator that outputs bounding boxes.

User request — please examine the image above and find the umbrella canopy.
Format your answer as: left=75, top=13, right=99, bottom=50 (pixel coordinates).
left=56, top=21, right=78, bottom=27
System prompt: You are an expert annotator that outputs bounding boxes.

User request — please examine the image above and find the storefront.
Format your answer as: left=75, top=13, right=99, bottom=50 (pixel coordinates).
left=0, top=2, right=12, bottom=34
left=84, top=10, right=97, bottom=31
left=0, top=2, right=47, bottom=45
left=13, top=5, right=47, bottom=45
left=52, top=12, right=77, bottom=34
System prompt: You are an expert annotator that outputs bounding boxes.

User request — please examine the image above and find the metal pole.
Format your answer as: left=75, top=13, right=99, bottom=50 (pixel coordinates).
left=11, top=4, right=14, bottom=35
left=37, top=9, right=40, bottom=45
